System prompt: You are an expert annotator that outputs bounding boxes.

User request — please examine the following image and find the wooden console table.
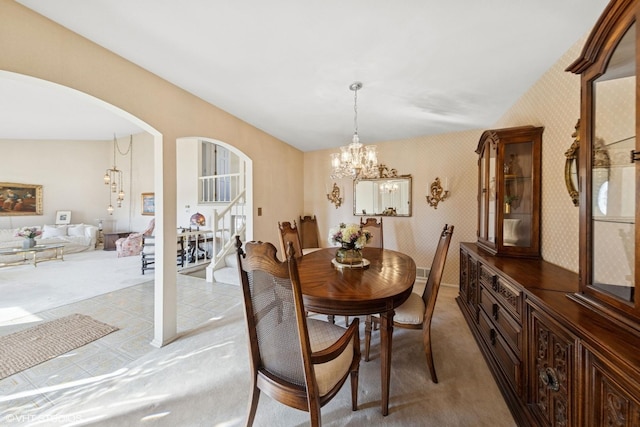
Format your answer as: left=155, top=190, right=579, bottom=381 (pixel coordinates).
left=103, top=231, right=132, bottom=251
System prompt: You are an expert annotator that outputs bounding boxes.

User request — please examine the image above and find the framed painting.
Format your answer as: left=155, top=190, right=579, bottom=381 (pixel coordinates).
left=141, top=192, right=155, bottom=216
left=55, top=210, right=71, bottom=225
left=0, top=182, right=43, bottom=216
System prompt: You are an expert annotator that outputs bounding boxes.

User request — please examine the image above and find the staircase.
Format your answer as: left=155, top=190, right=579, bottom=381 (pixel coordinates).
left=204, top=189, right=246, bottom=283
left=211, top=252, right=240, bottom=285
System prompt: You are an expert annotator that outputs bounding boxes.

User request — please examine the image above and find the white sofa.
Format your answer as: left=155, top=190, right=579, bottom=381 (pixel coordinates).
left=0, top=224, right=98, bottom=263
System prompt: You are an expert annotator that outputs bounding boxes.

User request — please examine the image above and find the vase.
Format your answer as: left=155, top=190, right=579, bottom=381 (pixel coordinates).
left=23, top=238, right=36, bottom=249
left=335, top=244, right=363, bottom=265
left=503, top=218, right=521, bottom=246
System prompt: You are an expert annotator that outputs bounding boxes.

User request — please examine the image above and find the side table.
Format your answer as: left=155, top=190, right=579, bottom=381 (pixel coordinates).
left=103, top=231, right=132, bottom=251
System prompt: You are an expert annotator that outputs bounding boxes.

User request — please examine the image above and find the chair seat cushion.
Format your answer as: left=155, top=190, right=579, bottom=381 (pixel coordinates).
left=307, top=318, right=354, bottom=396
left=393, top=292, right=425, bottom=325
left=302, top=248, right=322, bottom=255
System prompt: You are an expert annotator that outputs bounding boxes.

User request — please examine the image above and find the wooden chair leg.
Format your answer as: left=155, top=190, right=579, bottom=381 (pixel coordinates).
left=351, top=323, right=360, bottom=411
left=364, top=315, right=372, bottom=362
left=423, top=326, right=438, bottom=383
left=245, top=385, right=260, bottom=426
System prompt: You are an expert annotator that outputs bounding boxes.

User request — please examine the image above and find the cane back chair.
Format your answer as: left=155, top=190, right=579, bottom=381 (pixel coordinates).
left=364, top=224, right=454, bottom=384
left=236, top=237, right=361, bottom=426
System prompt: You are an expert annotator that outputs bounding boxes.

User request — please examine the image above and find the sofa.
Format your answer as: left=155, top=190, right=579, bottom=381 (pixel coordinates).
left=0, top=224, right=98, bottom=263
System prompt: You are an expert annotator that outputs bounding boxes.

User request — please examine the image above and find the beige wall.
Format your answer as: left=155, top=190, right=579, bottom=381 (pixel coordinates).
left=0, top=1, right=304, bottom=249
left=304, top=35, right=588, bottom=285
left=0, top=135, right=154, bottom=233
left=2, top=1, right=589, bottom=287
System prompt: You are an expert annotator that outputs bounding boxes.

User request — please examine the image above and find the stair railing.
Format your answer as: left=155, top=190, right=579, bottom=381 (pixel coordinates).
left=210, top=189, right=246, bottom=270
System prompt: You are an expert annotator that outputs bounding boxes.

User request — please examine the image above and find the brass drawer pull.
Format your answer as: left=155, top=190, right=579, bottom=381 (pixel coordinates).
left=539, top=367, right=560, bottom=392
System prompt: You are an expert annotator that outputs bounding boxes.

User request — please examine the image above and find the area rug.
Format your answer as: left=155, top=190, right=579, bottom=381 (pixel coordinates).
left=0, top=313, right=118, bottom=380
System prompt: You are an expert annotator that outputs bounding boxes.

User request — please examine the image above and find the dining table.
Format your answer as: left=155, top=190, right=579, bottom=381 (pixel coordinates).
left=296, top=246, right=416, bottom=416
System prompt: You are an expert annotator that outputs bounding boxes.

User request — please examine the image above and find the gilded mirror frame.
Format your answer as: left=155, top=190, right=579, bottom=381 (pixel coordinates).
left=353, top=171, right=412, bottom=217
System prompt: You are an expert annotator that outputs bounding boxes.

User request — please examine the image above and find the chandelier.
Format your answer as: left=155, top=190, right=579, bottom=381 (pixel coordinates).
left=104, top=134, right=132, bottom=214
left=379, top=181, right=399, bottom=193
left=330, top=82, right=379, bottom=180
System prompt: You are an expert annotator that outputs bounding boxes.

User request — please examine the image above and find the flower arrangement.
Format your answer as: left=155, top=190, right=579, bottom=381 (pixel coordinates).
left=329, top=223, right=372, bottom=249
left=15, top=226, right=41, bottom=239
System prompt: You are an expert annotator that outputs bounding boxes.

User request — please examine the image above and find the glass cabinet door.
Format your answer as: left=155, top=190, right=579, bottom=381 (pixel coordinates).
left=567, top=0, right=640, bottom=326
left=591, top=23, right=637, bottom=308
left=476, top=126, right=542, bottom=258
left=502, top=141, right=533, bottom=249
left=478, top=139, right=497, bottom=245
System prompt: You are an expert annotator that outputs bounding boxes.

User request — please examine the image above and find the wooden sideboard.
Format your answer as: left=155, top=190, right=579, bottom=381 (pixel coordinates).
left=103, top=231, right=132, bottom=251
left=458, top=242, right=640, bottom=426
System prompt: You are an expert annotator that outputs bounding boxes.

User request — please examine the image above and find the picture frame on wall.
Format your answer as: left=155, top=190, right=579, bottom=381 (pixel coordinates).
left=142, top=193, right=155, bottom=216
left=55, top=210, right=72, bottom=225
left=0, top=182, right=43, bottom=216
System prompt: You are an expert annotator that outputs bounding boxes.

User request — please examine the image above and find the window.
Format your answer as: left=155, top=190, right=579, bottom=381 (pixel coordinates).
left=200, top=141, right=232, bottom=203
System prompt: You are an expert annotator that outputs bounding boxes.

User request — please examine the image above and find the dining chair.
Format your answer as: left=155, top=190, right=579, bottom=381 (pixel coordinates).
left=235, top=236, right=361, bottom=427
left=360, top=217, right=383, bottom=249
left=364, top=224, right=454, bottom=384
left=299, top=215, right=321, bottom=251
left=277, top=221, right=303, bottom=259
left=140, top=234, right=185, bottom=274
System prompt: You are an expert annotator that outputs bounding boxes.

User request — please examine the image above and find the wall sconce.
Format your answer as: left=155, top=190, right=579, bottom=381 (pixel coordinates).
left=326, top=182, right=343, bottom=209
left=426, top=177, right=450, bottom=209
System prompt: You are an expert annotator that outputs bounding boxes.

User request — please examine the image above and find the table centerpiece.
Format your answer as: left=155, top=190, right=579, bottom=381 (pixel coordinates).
left=15, top=226, right=41, bottom=248
left=329, top=222, right=372, bottom=266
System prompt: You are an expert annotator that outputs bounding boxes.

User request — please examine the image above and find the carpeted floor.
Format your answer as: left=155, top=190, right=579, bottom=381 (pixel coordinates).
left=0, top=249, right=517, bottom=426
left=4, top=284, right=516, bottom=426
left=0, top=250, right=150, bottom=325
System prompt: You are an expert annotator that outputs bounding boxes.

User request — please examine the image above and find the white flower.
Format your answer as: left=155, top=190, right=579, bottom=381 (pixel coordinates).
left=15, top=226, right=41, bottom=239
left=328, top=223, right=372, bottom=249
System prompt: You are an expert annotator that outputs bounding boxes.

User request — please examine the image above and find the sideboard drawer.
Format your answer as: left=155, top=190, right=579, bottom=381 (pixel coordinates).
left=478, top=309, right=522, bottom=393
left=479, top=285, right=522, bottom=353
left=479, top=262, right=523, bottom=321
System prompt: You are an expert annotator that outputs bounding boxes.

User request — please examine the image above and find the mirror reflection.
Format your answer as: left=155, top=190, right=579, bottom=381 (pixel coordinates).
left=354, top=176, right=412, bottom=216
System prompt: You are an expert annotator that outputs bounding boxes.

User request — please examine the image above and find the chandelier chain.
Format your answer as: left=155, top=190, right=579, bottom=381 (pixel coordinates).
left=329, top=82, right=378, bottom=181
left=114, top=134, right=133, bottom=156
left=353, top=86, right=358, bottom=137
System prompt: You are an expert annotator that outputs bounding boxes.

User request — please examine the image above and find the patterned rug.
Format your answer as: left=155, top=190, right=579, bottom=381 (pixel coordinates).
left=0, top=313, right=118, bottom=380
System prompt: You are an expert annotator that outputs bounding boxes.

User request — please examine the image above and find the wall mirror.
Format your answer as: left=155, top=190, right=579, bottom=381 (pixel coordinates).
left=353, top=175, right=412, bottom=216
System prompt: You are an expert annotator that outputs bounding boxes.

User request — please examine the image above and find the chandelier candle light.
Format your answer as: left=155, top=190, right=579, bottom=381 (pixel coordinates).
left=330, top=82, right=379, bottom=181
left=104, top=134, right=132, bottom=214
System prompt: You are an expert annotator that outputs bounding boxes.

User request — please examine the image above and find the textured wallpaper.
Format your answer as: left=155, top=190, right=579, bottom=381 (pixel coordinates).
left=304, top=34, right=593, bottom=285
left=492, top=35, right=588, bottom=273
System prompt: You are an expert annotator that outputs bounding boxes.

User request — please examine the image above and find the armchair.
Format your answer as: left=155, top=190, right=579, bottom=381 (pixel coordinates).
left=115, top=218, right=155, bottom=258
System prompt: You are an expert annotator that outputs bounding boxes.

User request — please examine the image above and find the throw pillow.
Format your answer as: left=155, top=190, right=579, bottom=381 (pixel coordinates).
left=42, top=224, right=67, bottom=239
left=67, top=224, right=86, bottom=237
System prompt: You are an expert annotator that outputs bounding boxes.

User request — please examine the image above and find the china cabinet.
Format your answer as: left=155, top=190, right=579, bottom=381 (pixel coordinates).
left=457, top=2, right=640, bottom=426
left=476, top=126, right=543, bottom=258
left=566, top=0, right=640, bottom=330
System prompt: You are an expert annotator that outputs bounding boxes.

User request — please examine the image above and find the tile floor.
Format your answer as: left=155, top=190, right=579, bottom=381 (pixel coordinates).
left=0, top=272, right=238, bottom=419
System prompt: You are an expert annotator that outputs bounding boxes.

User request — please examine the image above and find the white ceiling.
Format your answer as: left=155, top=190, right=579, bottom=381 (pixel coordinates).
left=7, top=0, right=608, bottom=151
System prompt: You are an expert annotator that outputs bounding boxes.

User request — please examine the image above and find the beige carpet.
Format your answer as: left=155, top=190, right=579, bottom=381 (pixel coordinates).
left=26, top=286, right=517, bottom=426
left=0, top=250, right=150, bottom=325
left=0, top=313, right=118, bottom=380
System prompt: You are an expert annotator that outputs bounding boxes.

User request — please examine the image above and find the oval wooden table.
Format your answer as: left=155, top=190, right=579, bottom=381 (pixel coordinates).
left=297, top=247, right=416, bottom=416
